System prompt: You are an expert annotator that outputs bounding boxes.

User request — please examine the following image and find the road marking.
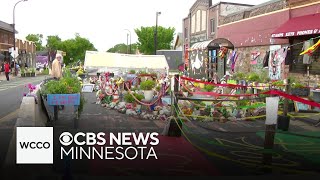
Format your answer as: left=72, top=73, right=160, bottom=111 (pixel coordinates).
left=0, top=77, right=44, bottom=92
left=0, top=109, right=19, bottom=123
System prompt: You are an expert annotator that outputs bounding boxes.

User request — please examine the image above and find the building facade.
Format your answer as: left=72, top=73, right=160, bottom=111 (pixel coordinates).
left=0, top=20, right=36, bottom=69
left=217, top=0, right=320, bottom=84
left=182, top=0, right=320, bottom=83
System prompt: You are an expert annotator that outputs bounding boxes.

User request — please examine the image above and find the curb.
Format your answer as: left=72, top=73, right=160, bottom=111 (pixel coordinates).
left=4, top=97, right=36, bottom=166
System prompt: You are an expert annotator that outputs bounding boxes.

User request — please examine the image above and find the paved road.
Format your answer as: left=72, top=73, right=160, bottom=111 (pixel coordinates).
left=1, top=88, right=320, bottom=177
left=0, top=76, right=46, bottom=172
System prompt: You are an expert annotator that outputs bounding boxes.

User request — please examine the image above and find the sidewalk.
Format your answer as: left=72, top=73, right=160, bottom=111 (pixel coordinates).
left=0, top=73, right=17, bottom=82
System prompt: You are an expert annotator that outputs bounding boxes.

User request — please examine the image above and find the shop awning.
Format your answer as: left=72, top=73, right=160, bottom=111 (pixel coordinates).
left=190, top=40, right=212, bottom=50
left=271, top=13, right=320, bottom=38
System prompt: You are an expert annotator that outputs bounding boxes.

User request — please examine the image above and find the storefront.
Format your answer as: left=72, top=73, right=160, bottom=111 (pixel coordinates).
left=271, top=13, right=320, bottom=79
left=187, top=38, right=234, bottom=80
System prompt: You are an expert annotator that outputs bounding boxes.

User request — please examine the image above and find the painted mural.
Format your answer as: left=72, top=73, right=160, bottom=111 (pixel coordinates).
left=189, top=49, right=207, bottom=78
left=268, top=45, right=282, bottom=80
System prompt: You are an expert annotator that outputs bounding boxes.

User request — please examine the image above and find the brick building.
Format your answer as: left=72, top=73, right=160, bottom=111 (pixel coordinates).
left=0, top=20, right=36, bottom=69
left=182, top=0, right=253, bottom=78
left=182, top=0, right=320, bottom=83
left=217, top=0, right=320, bottom=84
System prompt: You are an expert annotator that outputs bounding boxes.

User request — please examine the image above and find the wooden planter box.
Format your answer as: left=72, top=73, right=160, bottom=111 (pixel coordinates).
left=41, top=93, right=81, bottom=122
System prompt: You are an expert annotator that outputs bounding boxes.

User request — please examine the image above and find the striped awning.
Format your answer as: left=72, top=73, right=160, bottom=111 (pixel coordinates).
left=189, top=39, right=213, bottom=51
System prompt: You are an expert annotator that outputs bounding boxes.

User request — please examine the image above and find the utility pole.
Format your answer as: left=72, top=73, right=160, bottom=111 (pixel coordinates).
left=154, top=12, right=161, bottom=55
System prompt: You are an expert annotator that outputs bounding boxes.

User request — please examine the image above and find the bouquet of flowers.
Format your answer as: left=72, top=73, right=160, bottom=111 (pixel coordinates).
left=23, top=83, right=38, bottom=104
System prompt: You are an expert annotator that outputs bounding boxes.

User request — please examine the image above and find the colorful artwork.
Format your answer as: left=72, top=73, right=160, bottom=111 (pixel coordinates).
left=189, top=49, right=206, bottom=76
left=47, top=94, right=80, bottom=106
left=268, top=45, right=281, bottom=80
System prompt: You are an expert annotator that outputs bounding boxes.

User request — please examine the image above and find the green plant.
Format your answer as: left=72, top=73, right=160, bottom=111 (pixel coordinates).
left=156, top=85, right=161, bottom=91
left=246, top=72, right=260, bottom=82
left=291, top=82, right=305, bottom=88
left=272, top=80, right=284, bottom=86
left=129, top=69, right=136, bottom=74
left=140, top=80, right=156, bottom=90
left=21, top=68, right=25, bottom=74
left=41, top=68, right=49, bottom=75
left=220, top=107, right=229, bottom=118
left=124, top=93, right=135, bottom=103
left=78, top=94, right=86, bottom=115
left=204, top=85, right=214, bottom=92
left=232, top=72, right=246, bottom=81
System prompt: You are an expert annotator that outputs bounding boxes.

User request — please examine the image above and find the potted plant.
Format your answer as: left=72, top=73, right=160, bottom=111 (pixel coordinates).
left=291, top=82, right=309, bottom=96
left=200, top=105, right=211, bottom=116
left=30, top=68, right=36, bottom=77
left=139, top=80, right=156, bottom=102
left=129, top=69, right=136, bottom=74
left=26, top=69, right=31, bottom=77
left=204, top=84, right=214, bottom=92
left=246, top=72, right=260, bottom=84
left=20, top=68, right=25, bottom=77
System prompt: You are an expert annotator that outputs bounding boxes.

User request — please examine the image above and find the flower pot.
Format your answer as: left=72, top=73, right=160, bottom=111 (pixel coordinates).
left=143, top=90, right=154, bottom=102
left=277, top=115, right=291, bottom=131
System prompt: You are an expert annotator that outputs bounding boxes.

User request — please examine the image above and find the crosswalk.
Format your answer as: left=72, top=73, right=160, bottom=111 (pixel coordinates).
left=0, top=76, right=46, bottom=92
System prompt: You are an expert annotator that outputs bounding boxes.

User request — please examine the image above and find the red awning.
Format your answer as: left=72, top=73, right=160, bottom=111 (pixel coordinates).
left=271, top=13, right=320, bottom=38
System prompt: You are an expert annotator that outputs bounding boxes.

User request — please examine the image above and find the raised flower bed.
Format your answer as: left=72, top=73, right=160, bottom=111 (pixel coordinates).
left=39, top=70, right=85, bottom=122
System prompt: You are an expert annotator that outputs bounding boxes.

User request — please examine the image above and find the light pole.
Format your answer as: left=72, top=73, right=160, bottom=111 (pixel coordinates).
left=124, top=29, right=131, bottom=54
left=154, top=11, right=161, bottom=55
left=13, top=0, right=28, bottom=76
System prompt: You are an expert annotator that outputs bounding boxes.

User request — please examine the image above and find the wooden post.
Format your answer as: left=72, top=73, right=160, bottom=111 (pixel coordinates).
left=262, top=124, right=276, bottom=173
left=283, top=79, right=290, bottom=116
left=168, top=74, right=182, bottom=137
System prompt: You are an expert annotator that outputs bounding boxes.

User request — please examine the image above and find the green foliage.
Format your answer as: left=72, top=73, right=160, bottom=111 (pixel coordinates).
left=232, top=72, right=246, bottom=81
left=246, top=72, right=260, bottom=82
left=140, top=80, right=156, bottom=90
left=101, top=95, right=113, bottom=104
left=204, top=85, right=214, bottom=92
left=78, top=94, right=86, bottom=115
left=129, top=69, right=136, bottom=74
left=272, top=80, right=284, bottom=86
left=26, top=34, right=44, bottom=51
left=107, top=43, right=138, bottom=54
left=135, top=26, right=175, bottom=55
left=41, top=76, right=82, bottom=95
left=124, top=93, right=144, bottom=103
left=41, top=68, right=49, bottom=75
left=46, top=33, right=97, bottom=65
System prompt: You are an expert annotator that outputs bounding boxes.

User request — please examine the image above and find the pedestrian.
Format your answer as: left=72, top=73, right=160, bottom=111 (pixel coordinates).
left=51, top=54, right=64, bottom=110
left=4, top=61, right=10, bottom=81
left=51, top=54, right=63, bottom=80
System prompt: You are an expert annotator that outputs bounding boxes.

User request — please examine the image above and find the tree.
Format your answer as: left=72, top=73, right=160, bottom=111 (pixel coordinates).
left=135, top=26, right=175, bottom=55
left=25, top=34, right=44, bottom=51
left=46, top=35, right=62, bottom=50
left=107, top=43, right=138, bottom=54
left=44, top=33, right=96, bottom=65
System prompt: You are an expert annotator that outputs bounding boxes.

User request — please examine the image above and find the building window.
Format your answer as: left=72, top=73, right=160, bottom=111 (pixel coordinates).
left=201, top=11, right=206, bottom=31
left=210, top=19, right=215, bottom=33
left=184, top=28, right=188, bottom=38
left=3, top=33, right=8, bottom=44
left=196, top=10, right=201, bottom=32
left=191, top=14, right=196, bottom=34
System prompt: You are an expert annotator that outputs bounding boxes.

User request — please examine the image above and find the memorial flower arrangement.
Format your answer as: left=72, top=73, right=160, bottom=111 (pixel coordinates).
left=23, top=83, right=38, bottom=104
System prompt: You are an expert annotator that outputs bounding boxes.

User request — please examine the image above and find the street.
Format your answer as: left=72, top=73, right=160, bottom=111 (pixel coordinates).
left=0, top=75, right=47, bottom=170
left=0, top=77, right=320, bottom=177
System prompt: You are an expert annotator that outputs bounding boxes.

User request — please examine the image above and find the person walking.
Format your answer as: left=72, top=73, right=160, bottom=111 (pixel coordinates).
left=51, top=54, right=63, bottom=79
left=4, top=61, right=10, bottom=81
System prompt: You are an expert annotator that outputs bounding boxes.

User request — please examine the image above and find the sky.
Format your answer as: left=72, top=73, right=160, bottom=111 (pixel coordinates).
left=0, top=0, right=269, bottom=52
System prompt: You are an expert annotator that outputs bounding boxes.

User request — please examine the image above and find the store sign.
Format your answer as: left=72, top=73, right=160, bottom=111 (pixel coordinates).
left=271, top=28, right=319, bottom=38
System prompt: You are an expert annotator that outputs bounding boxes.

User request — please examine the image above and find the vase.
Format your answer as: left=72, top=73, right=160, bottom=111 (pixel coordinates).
left=143, top=90, right=154, bottom=102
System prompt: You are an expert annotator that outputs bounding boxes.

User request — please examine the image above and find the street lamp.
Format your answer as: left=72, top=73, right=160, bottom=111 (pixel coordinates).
left=124, top=29, right=131, bottom=54
left=13, top=0, right=28, bottom=75
left=154, top=11, right=161, bottom=55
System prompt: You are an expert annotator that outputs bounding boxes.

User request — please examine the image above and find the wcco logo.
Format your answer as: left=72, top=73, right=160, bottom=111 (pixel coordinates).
left=16, top=127, right=53, bottom=164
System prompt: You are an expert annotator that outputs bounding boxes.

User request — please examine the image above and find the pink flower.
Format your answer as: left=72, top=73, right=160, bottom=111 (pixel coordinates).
left=23, top=93, right=27, bottom=96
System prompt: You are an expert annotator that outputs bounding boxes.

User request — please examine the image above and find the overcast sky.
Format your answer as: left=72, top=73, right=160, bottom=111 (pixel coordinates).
left=0, top=0, right=269, bottom=52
